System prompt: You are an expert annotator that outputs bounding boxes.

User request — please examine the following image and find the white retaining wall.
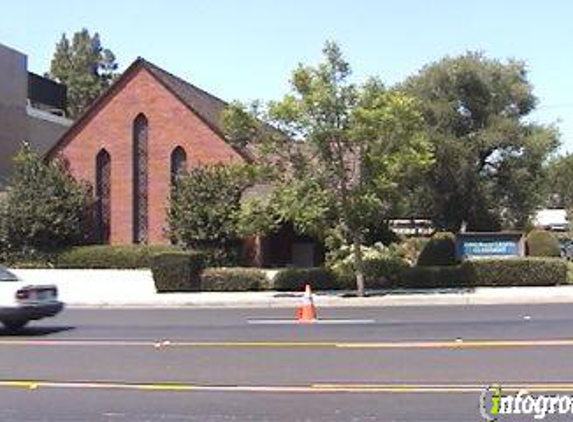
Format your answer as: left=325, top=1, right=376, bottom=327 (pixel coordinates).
left=8, top=269, right=285, bottom=307
left=11, top=269, right=157, bottom=305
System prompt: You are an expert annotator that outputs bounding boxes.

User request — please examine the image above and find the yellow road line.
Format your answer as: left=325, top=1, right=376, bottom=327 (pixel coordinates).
left=1, top=338, right=573, bottom=349
left=335, top=339, right=573, bottom=349
left=173, top=341, right=340, bottom=347
left=2, top=380, right=573, bottom=394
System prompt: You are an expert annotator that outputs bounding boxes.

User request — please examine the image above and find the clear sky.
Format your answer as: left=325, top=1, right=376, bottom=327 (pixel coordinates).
left=1, top=0, right=572, bottom=152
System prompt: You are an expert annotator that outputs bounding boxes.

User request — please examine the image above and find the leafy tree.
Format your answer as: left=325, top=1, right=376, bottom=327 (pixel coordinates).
left=168, top=164, right=258, bottom=264
left=48, top=28, right=118, bottom=118
left=222, top=100, right=262, bottom=150
left=402, top=52, right=559, bottom=231
left=546, top=153, right=573, bottom=209
left=225, top=42, right=433, bottom=295
left=0, top=145, right=91, bottom=255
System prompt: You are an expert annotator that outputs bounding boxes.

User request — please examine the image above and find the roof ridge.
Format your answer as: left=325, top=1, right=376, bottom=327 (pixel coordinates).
left=46, top=56, right=254, bottom=163
left=139, top=58, right=229, bottom=107
left=138, top=58, right=254, bottom=163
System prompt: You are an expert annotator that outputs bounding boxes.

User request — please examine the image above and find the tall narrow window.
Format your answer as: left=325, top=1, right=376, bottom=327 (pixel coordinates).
left=95, top=149, right=111, bottom=244
left=133, top=114, right=148, bottom=244
left=170, top=146, right=187, bottom=185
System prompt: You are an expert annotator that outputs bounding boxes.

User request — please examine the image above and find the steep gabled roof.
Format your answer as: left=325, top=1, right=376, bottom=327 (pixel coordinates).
left=46, top=58, right=253, bottom=161
left=141, top=60, right=228, bottom=136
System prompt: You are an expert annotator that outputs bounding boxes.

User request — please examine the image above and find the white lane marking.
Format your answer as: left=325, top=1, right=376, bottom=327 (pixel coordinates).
left=247, top=319, right=376, bottom=325
left=4, top=380, right=573, bottom=394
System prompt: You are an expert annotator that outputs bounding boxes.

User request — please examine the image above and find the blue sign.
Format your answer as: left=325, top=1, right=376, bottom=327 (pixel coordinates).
left=461, top=240, right=518, bottom=256
left=456, top=233, right=524, bottom=259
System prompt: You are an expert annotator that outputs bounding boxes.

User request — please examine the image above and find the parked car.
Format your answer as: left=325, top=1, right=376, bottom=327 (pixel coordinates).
left=560, top=239, right=573, bottom=261
left=0, top=266, right=64, bottom=331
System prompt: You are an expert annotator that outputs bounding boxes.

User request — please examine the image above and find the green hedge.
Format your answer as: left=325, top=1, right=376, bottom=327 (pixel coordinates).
left=152, top=251, right=205, bottom=292
left=201, top=268, right=267, bottom=291
left=400, top=258, right=568, bottom=288
left=333, top=258, right=411, bottom=289
left=527, top=229, right=561, bottom=257
left=417, top=232, right=459, bottom=266
left=272, top=267, right=339, bottom=291
left=400, top=265, right=471, bottom=289
left=193, top=243, right=242, bottom=268
left=56, top=245, right=183, bottom=269
left=0, top=251, right=57, bottom=268
left=467, top=258, right=567, bottom=286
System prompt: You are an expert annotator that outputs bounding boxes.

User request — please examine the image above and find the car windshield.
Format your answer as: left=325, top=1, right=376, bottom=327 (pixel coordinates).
left=0, top=266, right=19, bottom=282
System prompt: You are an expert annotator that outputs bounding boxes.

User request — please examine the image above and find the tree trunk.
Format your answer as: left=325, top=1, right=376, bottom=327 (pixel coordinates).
left=353, top=233, right=365, bottom=297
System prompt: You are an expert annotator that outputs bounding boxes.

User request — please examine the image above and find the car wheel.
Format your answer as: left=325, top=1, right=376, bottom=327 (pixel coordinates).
left=2, top=321, right=28, bottom=332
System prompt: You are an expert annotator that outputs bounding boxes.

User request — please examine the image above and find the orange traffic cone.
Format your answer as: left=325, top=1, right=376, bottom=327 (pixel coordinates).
left=296, top=284, right=317, bottom=322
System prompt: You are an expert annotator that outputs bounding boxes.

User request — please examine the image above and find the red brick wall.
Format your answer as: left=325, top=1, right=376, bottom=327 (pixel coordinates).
left=51, top=67, right=243, bottom=244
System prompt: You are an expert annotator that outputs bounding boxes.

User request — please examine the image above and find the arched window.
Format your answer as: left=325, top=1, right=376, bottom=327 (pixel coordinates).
left=95, top=149, right=111, bottom=244
left=170, top=146, right=187, bottom=185
left=132, top=114, right=148, bottom=244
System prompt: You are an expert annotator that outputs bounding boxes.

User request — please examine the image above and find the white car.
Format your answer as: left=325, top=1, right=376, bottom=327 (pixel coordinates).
left=0, top=266, right=64, bottom=331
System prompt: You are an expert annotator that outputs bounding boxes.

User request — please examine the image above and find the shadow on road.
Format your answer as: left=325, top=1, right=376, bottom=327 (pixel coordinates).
left=275, top=288, right=476, bottom=298
left=0, top=325, right=75, bottom=337
left=339, top=288, right=477, bottom=297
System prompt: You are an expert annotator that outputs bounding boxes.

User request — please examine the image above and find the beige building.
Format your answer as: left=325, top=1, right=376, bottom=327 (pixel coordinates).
left=0, top=42, right=72, bottom=188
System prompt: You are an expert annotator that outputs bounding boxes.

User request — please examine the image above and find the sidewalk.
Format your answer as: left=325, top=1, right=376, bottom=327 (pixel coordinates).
left=11, top=268, right=573, bottom=308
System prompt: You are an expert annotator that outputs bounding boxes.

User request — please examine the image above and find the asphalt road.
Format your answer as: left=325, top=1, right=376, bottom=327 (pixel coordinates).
left=2, top=304, right=573, bottom=421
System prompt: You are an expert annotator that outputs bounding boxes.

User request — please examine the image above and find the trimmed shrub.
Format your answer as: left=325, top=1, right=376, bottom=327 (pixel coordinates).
left=201, top=268, right=267, bottom=291
left=363, top=258, right=412, bottom=288
left=333, top=257, right=411, bottom=289
left=0, top=249, right=58, bottom=268
left=152, top=251, right=205, bottom=292
left=2, top=257, right=56, bottom=269
left=417, top=232, right=459, bottom=266
left=56, top=245, right=183, bottom=269
left=400, top=258, right=567, bottom=288
left=526, top=229, right=561, bottom=257
left=327, top=241, right=412, bottom=289
left=272, top=267, right=339, bottom=291
left=467, top=258, right=567, bottom=286
left=193, top=242, right=242, bottom=267
left=400, top=265, right=471, bottom=289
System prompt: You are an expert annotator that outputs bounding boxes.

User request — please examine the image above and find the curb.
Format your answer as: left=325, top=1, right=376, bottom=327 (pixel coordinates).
left=63, top=289, right=573, bottom=308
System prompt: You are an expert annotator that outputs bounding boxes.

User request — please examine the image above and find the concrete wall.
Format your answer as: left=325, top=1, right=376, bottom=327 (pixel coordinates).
left=0, top=43, right=27, bottom=105
left=11, top=269, right=157, bottom=305
left=27, top=107, right=71, bottom=155
left=0, top=43, right=72, bottom=188
left=0, top=43, right=27, bottom=187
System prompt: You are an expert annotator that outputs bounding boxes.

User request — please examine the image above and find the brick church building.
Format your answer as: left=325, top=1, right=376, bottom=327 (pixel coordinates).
left=47, top=58, right=320, bottom=267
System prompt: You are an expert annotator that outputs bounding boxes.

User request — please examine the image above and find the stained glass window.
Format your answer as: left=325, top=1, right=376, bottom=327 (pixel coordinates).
left=95, top=149, right=111, bottom=244
left=133, top=114, right=148, bottom=244
left=170, top=146, right=187, bottom=186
